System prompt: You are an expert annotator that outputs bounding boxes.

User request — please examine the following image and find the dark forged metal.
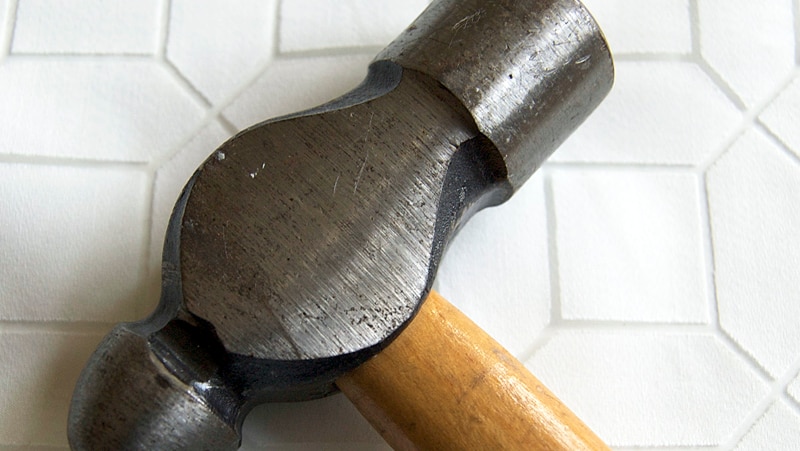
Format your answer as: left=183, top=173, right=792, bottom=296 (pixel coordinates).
left=68, top=0, right=612, bottom=449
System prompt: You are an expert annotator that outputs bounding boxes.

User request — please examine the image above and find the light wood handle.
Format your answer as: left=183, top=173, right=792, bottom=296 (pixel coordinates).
left=336, top=290, right=608, bottom=450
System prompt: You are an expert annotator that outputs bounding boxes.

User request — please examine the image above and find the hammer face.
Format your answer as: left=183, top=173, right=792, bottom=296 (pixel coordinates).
left=179, top=63, right=508, bottom=361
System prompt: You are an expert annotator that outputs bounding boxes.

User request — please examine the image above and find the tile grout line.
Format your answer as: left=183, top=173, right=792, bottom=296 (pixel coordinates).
left=616, top=447, right=714, bottom=451
left=141, top=0, right=172, bottom=318
left=160, top=58, right=212, bottom=109
left=0, top=0, right=18, bottom=58
left=543, top=161, right=696, bottom=172
left=781, top=390, right=800, bottom=421
left=795, top=0, right=800, bottom=64
left=8, top=51, right=153, bottom=59
left=715, top=328, right=773, bottom=383
left=136, top=169, right=158, bottom=319
left=718, top=357, right=800, bottom=450
left=273, top=0, right=384, bottom=61
left=754, top=117, right=800, bottom=169
left=156, top=0, right=171, bottom=60
left=611, top=52, right=694, bottom=62
left=695, top=170, right=721, bottom=329
left=150, top=0, right=286, bottom=145
left=542, top=169, right=563, bottom=326
left=0, top=153, right=149, bottom=169
left=695, top=59, right=746, bottom=111
left=272, top=0, right=283, bottom=59
left=275, top=44, right=385, bottom=61
left=517, top=169, right=560, bottom=364
left=517, top=326, right=556, bottom=367
left=0, top=320, right=115, bottom=335
left=553, top=321, right=715, bottom=333
left=779, top=355, right=800, bottom=414
left=688, top=0, right=749, bottom=113
left=688, top=0, right=701, bottom=58
left=697, top=67, right=798, bottom=172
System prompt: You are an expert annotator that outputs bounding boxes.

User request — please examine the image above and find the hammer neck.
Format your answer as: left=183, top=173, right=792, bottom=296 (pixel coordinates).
left=376, top=0, right=614, bottom=188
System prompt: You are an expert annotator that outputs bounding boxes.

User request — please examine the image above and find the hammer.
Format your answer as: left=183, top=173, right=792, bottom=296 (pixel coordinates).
left=68, top=0, right=613, bottom=449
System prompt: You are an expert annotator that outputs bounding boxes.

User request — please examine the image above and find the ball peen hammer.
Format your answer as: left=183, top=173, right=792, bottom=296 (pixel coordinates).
left=68, top=0, right=613, bottom=449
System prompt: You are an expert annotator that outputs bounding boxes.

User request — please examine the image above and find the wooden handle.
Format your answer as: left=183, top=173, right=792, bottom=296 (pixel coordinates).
left=336, top=290, right=608, bottom=450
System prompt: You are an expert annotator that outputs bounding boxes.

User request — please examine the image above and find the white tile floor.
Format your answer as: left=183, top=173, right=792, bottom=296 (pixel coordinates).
left=0, top=0, right=798, bottom=449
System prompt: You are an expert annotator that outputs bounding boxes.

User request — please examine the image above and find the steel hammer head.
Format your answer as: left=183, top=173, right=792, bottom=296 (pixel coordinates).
left=69, top=0, right=612, bottom=448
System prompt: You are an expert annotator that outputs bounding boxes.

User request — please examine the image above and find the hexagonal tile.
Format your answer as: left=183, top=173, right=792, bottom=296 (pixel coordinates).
left=698, top=0, right=795, bottom=107
left=12, top=0, right=160, bottom=54
left=553, top=61, right=741, bottom=165
left=167, top=0, right=276, bottom=104
left=552, top=168, right=708, bottom=323
left=434, top=172, right=550, bottom=356
left=733, top=401, right=800, bottom=450
left=0, top=331, right=105, bottom=447
left=581, top=0, right=691, bottom=54
left=707, top=129, right=800, bottom=377
left=527, top=330, right=768, bottom=447
left=0, top=59, right=206, bottom=162
left=222, top=54, right=372, bottom=130
left=279, top=0, right=429, bottom=53
left=0, top=163, right=147, bottom=322
left=760, top=75, right=800, bottom=160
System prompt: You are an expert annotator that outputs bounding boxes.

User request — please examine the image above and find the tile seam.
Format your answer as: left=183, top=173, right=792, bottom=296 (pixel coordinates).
left=543, top=161, right=697, bottom=172
left=614, top=447, right=714, bottom=451
left=551, top=321, right=715, bottom=333
left=688, top=0, right=747, bottom=112
left=795, top=0, right=800, bottom=64
left=156, top=0, right=171, bottom=59
left=8, top=51, right=154, bottom=58
left=1, top=0, right=18, bottom=58
left=695, top=59, right=746, bottom=111
left=0, top=153, right=149, bottom=169
left=159, top=58, right=212, bottom=109
left=779, top=355, right=800, bottom=415
left=0, top=320, right=114, bottom=335
left=688, top=0, right=701, bottom=58
left=147, top=115, right=227, bottom=170
left=783, top=391, right=800, bottom=419
left=714, top=328, right=773, bottom=383
left=611, top=52, right=694, bottom=62
left=275, top=45, right=384, bottom=60
left=272, top=0, right=282, bottom=59
left=195, top=2, right=284, bottom=134
left=136, top=170, right=158, bottom=319
left=517, top=325, right=557, bottom=365
left=718, top=359, right=800, bottom=450
left=696, top=170, right=721, bottom=329
left=216, top=115, right=238, bottom=136
left=755, top=115, right=800, bottom=169
left=697, top=68, right=798, bottom=171
left=542, top=169, right=563, bottom=326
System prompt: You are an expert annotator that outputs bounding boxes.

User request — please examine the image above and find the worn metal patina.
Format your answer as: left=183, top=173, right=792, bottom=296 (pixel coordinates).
left=68, top=0, right=613, bottom=448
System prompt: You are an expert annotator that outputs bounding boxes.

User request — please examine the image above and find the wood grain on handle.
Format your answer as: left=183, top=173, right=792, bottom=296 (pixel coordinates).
left=336, top=290, right=608, bottom=450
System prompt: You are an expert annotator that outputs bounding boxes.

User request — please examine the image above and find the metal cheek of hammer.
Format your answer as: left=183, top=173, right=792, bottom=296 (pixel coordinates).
left=68, top=0, right=613, bottom=449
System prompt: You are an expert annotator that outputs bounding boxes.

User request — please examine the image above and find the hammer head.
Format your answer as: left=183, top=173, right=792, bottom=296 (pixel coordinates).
left=69, top=0, right=612, bottom=448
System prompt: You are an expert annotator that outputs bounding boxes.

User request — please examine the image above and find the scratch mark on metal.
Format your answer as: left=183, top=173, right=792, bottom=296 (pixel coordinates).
left=354, top=152, right=368, bottom=193
left=222, top=222, right=230, bottom=259
left=452, top=9, right=484, bottom=31
left=333, top=175, right=340, bottom=195
left=354, top=113, right=374, bottom=194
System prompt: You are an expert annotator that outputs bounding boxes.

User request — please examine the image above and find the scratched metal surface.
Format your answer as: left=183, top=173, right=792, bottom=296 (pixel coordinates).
left=1, top=0, right=799, bottom=449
